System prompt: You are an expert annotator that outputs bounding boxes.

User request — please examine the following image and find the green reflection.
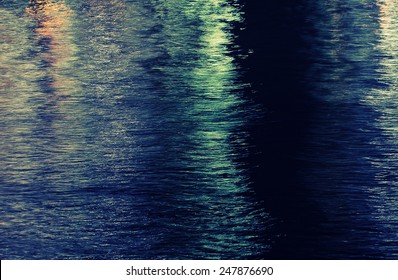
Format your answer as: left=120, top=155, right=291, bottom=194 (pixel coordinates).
left=187, top=1, right=244, bottom=190
left=153, top=0, right=268, bottom=257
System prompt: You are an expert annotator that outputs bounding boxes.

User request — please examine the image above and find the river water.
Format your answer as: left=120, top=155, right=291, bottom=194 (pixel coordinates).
left=1, top=0, right=398, bottom=259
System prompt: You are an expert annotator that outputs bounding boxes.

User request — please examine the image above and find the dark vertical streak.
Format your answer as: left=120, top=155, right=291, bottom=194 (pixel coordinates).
left=236, top=1, right=324, bottom=258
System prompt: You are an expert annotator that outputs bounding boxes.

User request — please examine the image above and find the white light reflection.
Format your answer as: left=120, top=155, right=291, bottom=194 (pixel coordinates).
left=367, top=0, right=398, bottom=231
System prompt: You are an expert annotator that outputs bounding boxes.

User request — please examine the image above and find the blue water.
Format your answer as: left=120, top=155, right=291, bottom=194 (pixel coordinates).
left=1, top=0, right=398, bottom=259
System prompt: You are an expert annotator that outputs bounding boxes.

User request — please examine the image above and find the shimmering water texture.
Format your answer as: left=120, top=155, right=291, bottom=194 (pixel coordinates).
left=0, top=0, right=269, bottom=259
left=1, top=0, right=398, bottom=259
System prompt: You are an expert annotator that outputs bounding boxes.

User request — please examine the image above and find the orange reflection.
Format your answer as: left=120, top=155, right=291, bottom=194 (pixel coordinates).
left=26, top=0, right=77, bottom=97
left=378, top=0, right=393, bottom=29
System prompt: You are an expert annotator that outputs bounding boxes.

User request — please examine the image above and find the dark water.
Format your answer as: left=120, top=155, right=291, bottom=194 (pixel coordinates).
left=1, top=0, right=398, bottom=259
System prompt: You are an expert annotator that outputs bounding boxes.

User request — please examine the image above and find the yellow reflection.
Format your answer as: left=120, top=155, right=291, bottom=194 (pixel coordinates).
left=376, top=0, right=398, bottom=94
left=25, top=0, right=82, bottom=171
left=372, top=0, right=398, bottom=151
left=26, top=0, right=78, bottom=97
left=1, top=4, right=87, bottom=234
left=378, top=0, right=397, bottom=31
left=365, top=0, right=398, bottom=223
left=0, top=1, right=81, bottom=186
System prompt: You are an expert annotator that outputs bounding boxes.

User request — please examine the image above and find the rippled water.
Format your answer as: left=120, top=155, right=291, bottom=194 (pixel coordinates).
left=1, top=0, right=398, bottom=259
left=298, top=0, right=398, bottom=258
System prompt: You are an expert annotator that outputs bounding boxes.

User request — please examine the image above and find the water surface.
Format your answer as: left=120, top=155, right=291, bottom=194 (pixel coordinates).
left=1, top=0, right=398, bottom=259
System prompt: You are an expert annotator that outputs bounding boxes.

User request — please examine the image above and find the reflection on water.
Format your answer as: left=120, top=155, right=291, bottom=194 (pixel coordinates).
left=0, top=10, right=43, bottom=182
left=26, top=0, right=77, bottom=97
left=300, top=0, right=398, bottom=258
left=1, top=0, right=269, bottom=259
left=2, top=0, right=398, bottom=259
left=370, top=0, right=398, bottom=253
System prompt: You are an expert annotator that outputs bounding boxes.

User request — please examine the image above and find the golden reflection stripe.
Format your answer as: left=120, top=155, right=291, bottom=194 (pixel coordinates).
left=26, top=0, right=77, bottom=97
